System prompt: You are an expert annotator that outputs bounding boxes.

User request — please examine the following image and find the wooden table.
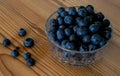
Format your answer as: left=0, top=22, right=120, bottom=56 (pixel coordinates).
left=0, top=0, right=120, bottom=76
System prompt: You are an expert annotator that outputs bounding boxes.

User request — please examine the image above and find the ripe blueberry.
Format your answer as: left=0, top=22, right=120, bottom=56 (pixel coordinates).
left=11, top=49, right=19, bottom=57
left=26, top=58, right=35, bottom=66
left=23, top=52, right=31, bottom=60
left=18, top=28, right=27, bottom=36
left=24, top=38, right=34, bottom=48
left=64, top=16, right=73, bottom=25
left=2, top=38, right=11, bottom=47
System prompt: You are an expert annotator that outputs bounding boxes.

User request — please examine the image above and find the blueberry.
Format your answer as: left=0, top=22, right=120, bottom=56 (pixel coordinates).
left=59, top=25, right=65, bottom=29
left=99, top=39, right=106, bottom=47
left=84, top=16, right=93, bottom=24
left=18, top=28, right=27, bottom=36
left=82, top=35, right=91, bottom=43
left=68, top=6, right=77, bottom=16
left=86, top=5, right=94, bottom=14
left=94, top=21, right=102, bottom=27
left=103, top=31, right=111, bottom=40
left=61, top=40, right=69, bottom=48
left=49, top=31, right=57, bottom=41
left=96, top=12, right=105, bottom=21
left=66, top=42, right=75, bottom=50
left=88, top=44, right=97, bottom=51
left=64, top=28, right=72, bottom=36
left=23, top=52, right=31, bottom=60
left=57, top=17, right=64, bottom=25
left=103, top=19, right=110, bottom=27
left=79, top=45, right=85, bottom=52
left=57, top=7, right=65, bottom=14
left=60, top=11, right=68, bottom=17
left=104, top=27, right=112, bottom=32
left=69, top=34, right=77, bottom=41
left=49, top=26, right=57, bottom=33
left=64, top=16, right=73, bottom=25
left=56, top=29, right=65, bottom=40
left=50, top=19, right=57, bottom=27
left=77, top=19, right=87, bottom=27
left=89, top=24, right=100, bottom=33
left=79, top=45, right=88, bottom=52
left=78, top=6, right=86, bottom=10
left=78, top=9, right=88, bottom=17
left=73, top=25, right=79, bottom=33
left=26, top=58, right=35, bottom=66
left=2, top=38, right=11, bottom=47
left=11, top=49, right=19, bottom=57
left=76, top=17, right=83, bottom=23
left=77, top=27, right=87, bottom=36
left=24, top=38, right=34, bottom=48
left=91, top=34, right=102, bottom=45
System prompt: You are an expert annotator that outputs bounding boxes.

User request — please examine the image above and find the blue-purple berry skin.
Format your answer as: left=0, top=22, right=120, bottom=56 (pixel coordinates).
left=60, top=11, right=68, bottom=17
left=65, top=42, right=75, bottom=50
left=69, top=34, right=77, bottom=41
left=64, top=16, right=73, bottom=25
left=82, top=35, right=91, bottom=43
left=24, top=52, right=31, bottom=60
left=24, top=38, right=34, bottom=48
left=77, top=27, right=88, bottom=36
left=73, top=25, right=79, bottom=33
left=49, top=31, right=57, bottom=41
left=78, top=9, right=88, bottom=17
left=89, top=24, right=100, bottom=33
left=68, top=7, right=77, bottom=16
left=57, top=7, right=65, bottom=14
left=96, top=12, right=104, bottom=21
left=77, top=19, right=87, bottom=27
left=99, top=39, right=106, bottom=47
left=3, top=38, right=11, bottom=47
left=91, top=34, right=102, bottom=45
left=57, top=17, right=64, bottom=25
left=84, top=16, right=93, bottom=24
left=56, top=29, right=65, bottom=40
left=64, top=28, right=72, bottom=36
left=103, top=19, right=110, bottom=27
left=18, top=28, right=27, bottom=36
left=11, top=49, right=19, bottom=57
left=26, top=58, right=35, bottom=66
left=50, top=19, right=57, bottom=27
left=86, top=5, right=94, bottom=14
left=61, top=40, right=69, bottom=48
left=88, top=44, right=97, bottom=51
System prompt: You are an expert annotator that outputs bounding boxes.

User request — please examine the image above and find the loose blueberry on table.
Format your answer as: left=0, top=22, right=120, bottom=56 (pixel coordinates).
left=23, top=52, right=31, bottom=60
left=11, top=49, right=19, bottom=57
left=18, top=28, right=27, bottom=36
left=2, top=38, right=11, bottom=47
left=48, top=5, right=112, bottom=62
left=24, top=38, right=34, bottom=48
left=26, top=58, right=35, bottom=66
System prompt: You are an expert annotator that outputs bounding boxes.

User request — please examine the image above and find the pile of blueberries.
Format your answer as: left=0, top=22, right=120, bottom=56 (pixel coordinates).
left=48, top=5, right=112, bottom=53
left=2, top=28, right=35, bottom=66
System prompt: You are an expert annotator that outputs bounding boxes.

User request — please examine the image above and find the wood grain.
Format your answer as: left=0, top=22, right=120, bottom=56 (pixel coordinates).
left=0, top=0, right=120, bottom=76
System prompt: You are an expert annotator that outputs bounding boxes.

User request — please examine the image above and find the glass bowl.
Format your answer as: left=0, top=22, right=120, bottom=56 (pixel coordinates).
left=45, top=7, right=112, bottom=66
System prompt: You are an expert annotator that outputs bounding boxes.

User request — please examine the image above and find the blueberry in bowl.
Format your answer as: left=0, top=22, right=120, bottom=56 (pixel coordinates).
left=45, top=5, right=113, bottom=66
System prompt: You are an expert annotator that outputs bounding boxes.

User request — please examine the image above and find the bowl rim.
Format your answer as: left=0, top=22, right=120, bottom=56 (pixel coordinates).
left=45, top=7, right=113, bottom=54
